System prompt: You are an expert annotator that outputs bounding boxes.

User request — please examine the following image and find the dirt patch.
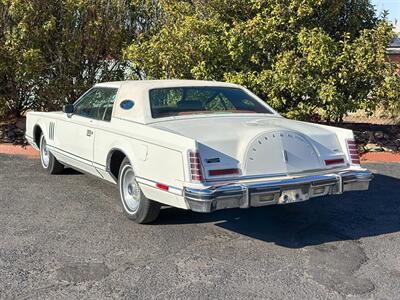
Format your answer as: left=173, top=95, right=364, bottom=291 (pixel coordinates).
left=361, top=152, right=400, bottom=163
left=0, top=144, right=39, bottom=158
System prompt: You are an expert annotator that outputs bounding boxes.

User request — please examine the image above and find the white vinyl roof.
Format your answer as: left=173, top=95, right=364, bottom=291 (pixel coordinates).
left=95, top=80, right=241, bottom=90
left=95, top=80, right=278, bottom=124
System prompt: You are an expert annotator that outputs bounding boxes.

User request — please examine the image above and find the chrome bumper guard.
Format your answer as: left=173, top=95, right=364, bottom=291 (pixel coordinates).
left=184, top=169, right=373, bottom=213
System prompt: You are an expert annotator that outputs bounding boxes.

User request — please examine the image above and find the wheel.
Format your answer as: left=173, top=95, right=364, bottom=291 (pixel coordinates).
left=40, top=134, right=64, bottom=174
left=118, top=158, right=161, bottom=224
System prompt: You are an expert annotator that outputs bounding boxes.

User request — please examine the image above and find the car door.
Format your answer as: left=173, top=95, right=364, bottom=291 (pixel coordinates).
left=56, top=87, right=118, bottom=174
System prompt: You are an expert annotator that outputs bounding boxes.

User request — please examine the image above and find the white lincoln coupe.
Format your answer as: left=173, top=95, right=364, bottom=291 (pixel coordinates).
left=25, top=80, right=373, bottom=223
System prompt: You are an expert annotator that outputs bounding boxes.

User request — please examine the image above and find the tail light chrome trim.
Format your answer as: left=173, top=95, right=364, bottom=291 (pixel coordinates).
left=346, top=139, right=361, bottom=165
left=188, top=150, right=204, bottom=183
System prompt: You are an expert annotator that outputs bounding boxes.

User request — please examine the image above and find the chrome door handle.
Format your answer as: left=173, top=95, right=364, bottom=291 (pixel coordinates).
left=87, top=129, right=93, bottom=137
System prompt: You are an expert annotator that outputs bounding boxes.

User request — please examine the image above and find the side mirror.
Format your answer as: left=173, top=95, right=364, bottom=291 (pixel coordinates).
left=63, top=104, right=74, bottom=115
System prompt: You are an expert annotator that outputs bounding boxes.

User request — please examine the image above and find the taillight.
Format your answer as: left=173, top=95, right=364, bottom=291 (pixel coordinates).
left=324, top=158, right=345, bottom=166
left=209, top=168, right=240, bottom=176
left=188, top=150, right=204, bottom=182
left=346, top=139, right=360, bottom=165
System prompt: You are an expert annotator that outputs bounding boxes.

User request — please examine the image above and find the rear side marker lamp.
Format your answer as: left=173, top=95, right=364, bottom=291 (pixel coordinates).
left=156, top=183, right=169, bottom=191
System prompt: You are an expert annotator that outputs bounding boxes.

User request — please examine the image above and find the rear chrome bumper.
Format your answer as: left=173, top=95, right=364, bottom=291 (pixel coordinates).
left=184, top=169, right=373, bottom=213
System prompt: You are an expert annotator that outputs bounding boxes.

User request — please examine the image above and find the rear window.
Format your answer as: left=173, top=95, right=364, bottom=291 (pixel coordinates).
left=149, top=87, right=272, bottom=119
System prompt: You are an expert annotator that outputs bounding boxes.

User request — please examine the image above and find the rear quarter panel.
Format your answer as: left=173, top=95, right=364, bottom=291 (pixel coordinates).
left=309, top=122, right=355, bottom=165
left=26, top=112, right=54, bottom=148
left=93, top=119, right=196, bottom=208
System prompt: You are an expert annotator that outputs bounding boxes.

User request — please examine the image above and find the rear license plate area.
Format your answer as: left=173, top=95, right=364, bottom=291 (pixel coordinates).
left=278, top=186, right=310, bottom=204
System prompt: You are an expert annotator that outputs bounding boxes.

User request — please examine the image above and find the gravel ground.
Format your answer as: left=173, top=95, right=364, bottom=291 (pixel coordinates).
left=0, top=154, right=399, bottom=299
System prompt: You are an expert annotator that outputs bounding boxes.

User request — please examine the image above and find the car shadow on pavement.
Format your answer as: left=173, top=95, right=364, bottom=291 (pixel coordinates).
left=60, top=168, right=82, bottom=175
left=155, top=173, right=400, bottom=248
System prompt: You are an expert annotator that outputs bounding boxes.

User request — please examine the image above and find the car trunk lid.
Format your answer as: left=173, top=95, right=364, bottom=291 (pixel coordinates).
left=151, top=115, right=347, bottom=180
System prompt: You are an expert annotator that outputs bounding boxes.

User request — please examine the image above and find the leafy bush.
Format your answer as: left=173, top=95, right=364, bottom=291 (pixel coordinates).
left=125, top=0, right=399, bottom=123
left=0, top=0, right=159, bottom=118
left=1, top=0, right=398, bottom=122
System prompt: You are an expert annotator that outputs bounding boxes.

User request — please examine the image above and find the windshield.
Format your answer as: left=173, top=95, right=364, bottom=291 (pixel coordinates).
left=149, top=87, right=272, bottom=118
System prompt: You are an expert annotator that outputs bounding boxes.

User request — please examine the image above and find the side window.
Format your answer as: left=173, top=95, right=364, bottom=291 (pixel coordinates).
left=74, top=87, right=118, bottom=121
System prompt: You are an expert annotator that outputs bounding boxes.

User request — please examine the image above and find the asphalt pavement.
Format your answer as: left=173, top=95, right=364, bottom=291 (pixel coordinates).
left=0, top=154, right=400, bottom=299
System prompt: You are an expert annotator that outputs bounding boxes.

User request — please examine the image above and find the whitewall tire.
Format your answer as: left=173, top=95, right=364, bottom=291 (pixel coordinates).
left=39, top=134, right=64, bottom=174
left=118, top=158, right=161, bottom=224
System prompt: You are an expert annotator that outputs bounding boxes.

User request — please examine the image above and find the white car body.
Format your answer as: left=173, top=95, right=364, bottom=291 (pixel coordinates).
left=26, top=80, right=372, bottom=215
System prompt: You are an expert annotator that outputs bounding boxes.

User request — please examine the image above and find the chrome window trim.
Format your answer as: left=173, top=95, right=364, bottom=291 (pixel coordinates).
left=72, top=87, right=118, bottom=122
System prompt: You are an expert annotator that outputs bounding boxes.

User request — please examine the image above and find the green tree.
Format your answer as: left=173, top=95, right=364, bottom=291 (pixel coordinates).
left=0, top=0, right=160, bottom=119
left=125, top=0, right=399, bottom=122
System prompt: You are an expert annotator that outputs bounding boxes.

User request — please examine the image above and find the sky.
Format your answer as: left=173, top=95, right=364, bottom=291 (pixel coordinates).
left=372, top=0, right=400, bottom=29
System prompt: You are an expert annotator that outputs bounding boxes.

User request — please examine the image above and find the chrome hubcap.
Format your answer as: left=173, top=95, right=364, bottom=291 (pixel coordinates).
left=40, top=136, right=50, bottom=168
left=127, top=184, right=134, bottom=195
left=121, top=166, right=140, bottom=213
